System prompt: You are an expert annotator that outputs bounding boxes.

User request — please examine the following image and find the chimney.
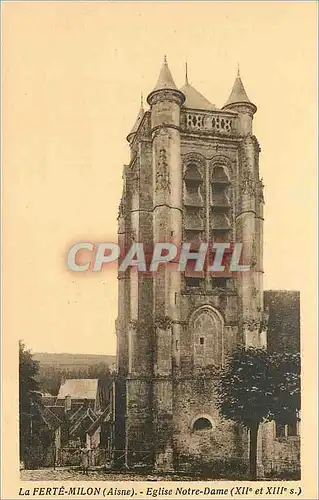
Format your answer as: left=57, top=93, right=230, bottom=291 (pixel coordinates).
left=65, top=394, right=72, bottom=412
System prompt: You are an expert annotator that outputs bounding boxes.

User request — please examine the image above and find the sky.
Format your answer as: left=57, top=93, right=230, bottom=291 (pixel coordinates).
left=3, top=1, right=318, bottom=355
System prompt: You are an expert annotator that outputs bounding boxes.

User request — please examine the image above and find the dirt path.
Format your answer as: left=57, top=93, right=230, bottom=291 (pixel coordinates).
left=21, top=468, right=196, bottom=481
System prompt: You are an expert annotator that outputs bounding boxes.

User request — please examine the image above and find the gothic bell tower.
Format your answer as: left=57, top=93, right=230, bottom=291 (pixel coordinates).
left=115, top=59, right=266, bottom=471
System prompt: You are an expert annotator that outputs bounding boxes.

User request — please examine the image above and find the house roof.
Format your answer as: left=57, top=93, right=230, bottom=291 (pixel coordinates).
left=68, top=404, right=88, bottom=423
left=40, top=406, right=63, bottom=430
left=69, top=407, right=97, bottom=437
left=180, top=82, right=215, bottom=111
left=48, top=405, right=66, bottom=420
left=41, top=395, right=57, bottom=406
left=57, top=379, right=99, bottom=401
left=128, top=107, right=144, bottom=139
left=86, top=405, right=112, bottom=436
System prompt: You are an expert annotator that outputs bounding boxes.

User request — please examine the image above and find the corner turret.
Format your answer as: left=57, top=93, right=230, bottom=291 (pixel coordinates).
left=126, top=93, right=145, bottom=143
left=147, top=56, right=185, bottom=111
left=223, top=67, right=257, bottom=135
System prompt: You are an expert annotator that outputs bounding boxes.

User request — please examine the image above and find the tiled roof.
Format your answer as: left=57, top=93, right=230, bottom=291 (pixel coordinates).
left=127, top=107, right=144, bottom=139
left=40, top=406, right=63, bottom=430
left=57, top=379, right=98, bottom=401
left=41, top=396, right=57, bottom=406
left=69, top=407, right=97, bottom=436
left=86, top=405, right=112, bottom=436
left=48, top=405, right=65, bottom=420
left=223, top=75, right=255, bottom=109
left=68, top=404, right=88, bottom=423
left=151, top=57, right=178, bottom=93
left=180, top=83, right=215, bottom=111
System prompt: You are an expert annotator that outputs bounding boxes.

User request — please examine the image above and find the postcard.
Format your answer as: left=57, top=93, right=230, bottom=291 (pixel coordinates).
left=1, top=1, right=318, bottom=499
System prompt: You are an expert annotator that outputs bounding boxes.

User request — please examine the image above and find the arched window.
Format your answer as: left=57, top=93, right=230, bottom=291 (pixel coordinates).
left=184, top=163, right=203, bottom=205
left=212, top=165, right=230, bottom=183
left=185, top=163, right=202, bottom=182
left=211, top=165, right=230, bottom=210
left=211, top=164, right=231, bottom=243
left=184, top=163, right=204, bottom=256
left=193, top=417, right=213, bottom=432
left=191, top=307, right=224, bottom=369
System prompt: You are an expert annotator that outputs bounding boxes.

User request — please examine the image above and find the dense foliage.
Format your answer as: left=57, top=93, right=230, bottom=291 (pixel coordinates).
left=37, top=362, right=111, bottom=396
left=19, top=341, right=43, bottom=466
left=216, top=346, right=300, bottom=479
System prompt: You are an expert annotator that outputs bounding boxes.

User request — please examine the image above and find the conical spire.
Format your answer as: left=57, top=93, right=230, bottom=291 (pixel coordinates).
left=127, top=94, right=145, bottom=141
left=180, top=63, right=215, bottom=110
left=180, top=82, right=215, bottom=110
left=151, top=55, right=178, bottom=93
left=223, top=70, right=256, bottom=111
left=147, top=57, right=185, bottom=106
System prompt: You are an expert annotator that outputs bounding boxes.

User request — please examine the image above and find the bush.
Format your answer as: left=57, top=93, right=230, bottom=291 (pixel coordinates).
left=177, top=455, right=249, bottom=479
left=265, top=468, right=301, bottom=480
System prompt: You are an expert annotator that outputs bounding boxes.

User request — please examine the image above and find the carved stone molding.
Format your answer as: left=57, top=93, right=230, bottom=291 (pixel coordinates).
left=153, top=124, right=170, bottom=140
left=156, top=148, right=170, bottom=192
left=128, top=229, right=136, bottom=243
left=251, top=135, right=261, bottom=153
left=147, top=89, right=184, bottom=106
left=139, top=112, right=151, bottom=137
left=251, top=239, right=257, bottom=268
left=129, top=318, right=150, bottom=332
left=182, top=152, right=207, bottom=170
left=132, top=167, right=140, bottom=193
left=210, top=154, right=233, bottom=167
left=118, top=198, right=127, bottom=219
left=251, top=287, right=258, bottom=299
left=243, top=308, right=269, bottom=333
left=261, top=308, right=269, bottom=331
left=256, top=178, right=265, bottom=203
left=243, top=317, right=260, bottom=332
left=240, top=164, right=255, bottom=197
left=129, top=319, right=139, bottom=331
left=154, top=316, right=172, bottom=330
left=210, top=154, right=233, bottom=179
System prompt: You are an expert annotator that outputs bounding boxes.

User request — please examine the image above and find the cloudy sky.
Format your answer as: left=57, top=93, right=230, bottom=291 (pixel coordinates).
left=3, top=2, right=317, bottom=355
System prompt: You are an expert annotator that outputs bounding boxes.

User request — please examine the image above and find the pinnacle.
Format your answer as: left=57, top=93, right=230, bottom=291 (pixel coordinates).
left=151, top=56, right=178, bottom=93
left=223, top=71, right=256, bottom=110
left=127, top=105, right=145, bottom=141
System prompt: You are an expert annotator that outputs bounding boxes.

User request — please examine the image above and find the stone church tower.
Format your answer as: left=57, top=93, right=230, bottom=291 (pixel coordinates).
left=115, top=58, right=266, bottom=471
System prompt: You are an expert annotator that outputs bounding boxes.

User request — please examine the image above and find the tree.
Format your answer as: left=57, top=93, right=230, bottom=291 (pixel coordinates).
left=19, top=341, right=42, bottom=467
left=215, top=346, right=300, bottom=480
left=268, top=351, right=301, bottom=425
left=36, top=364, right=62, bottom=396
left=37, top=362, right=112, bottom=396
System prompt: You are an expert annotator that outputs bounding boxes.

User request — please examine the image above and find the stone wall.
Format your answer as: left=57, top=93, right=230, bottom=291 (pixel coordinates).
left=262, top=422, right=300, bottom=478
left=264, top=290, right=300, bottom=354
left=172, top=377, right=248, bottom=476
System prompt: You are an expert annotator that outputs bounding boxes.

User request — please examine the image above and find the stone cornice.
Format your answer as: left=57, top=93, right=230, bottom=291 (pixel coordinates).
left=147, top=88, right=185, bottom=106
left=151, top=124, right=181, bottom=135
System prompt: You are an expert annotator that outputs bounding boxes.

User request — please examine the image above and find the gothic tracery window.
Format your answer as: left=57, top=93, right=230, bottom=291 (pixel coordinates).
left=211, top=164, right=231, bottom=243
left=184, top=162, right=204, bottom=263
left=184, top=163, right=203, bottom=207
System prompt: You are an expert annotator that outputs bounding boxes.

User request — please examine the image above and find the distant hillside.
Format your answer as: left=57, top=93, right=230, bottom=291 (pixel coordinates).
left=34, top=352, right=117, bottom=396
left=34, top=352, right=116, bottom=369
